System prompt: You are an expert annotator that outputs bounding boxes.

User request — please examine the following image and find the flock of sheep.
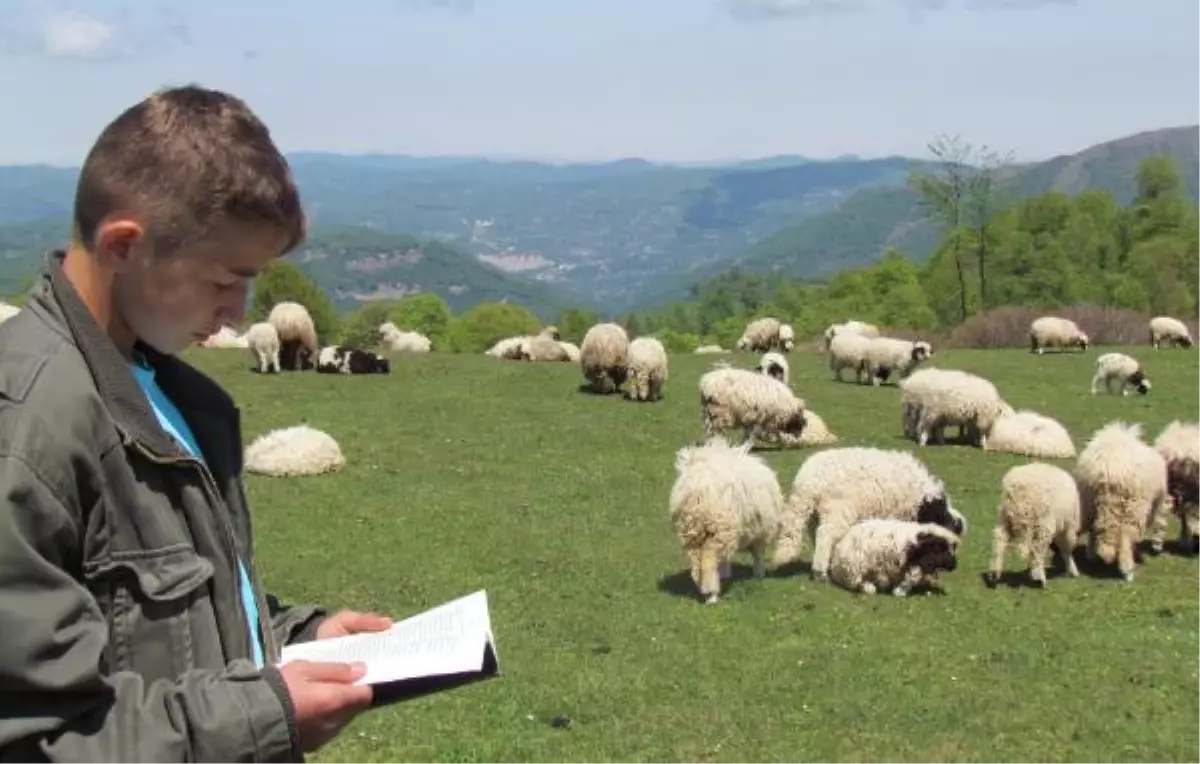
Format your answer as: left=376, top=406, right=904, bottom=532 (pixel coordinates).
left=666, top=313, right=1198, bottom=604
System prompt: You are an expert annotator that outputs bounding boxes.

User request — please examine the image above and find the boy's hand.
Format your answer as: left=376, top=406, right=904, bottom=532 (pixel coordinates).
left=279, top=660, right=374, bottom=752
left=315, top=610, right=393, bottom=640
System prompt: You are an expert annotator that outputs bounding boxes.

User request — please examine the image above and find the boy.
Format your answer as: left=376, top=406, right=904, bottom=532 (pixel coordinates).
left=0, top=84, right=392, bottom=762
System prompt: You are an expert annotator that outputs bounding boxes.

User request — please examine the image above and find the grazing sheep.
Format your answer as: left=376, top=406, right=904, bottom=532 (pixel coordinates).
left=559, top=341, right=581, bottom=363
left=486, top=336, right=526, bottom=359
left=626, top=336, right=669, bottom=402
left=899, top=367, right=1011, bottom=448
left=827, top=331, right=873, bottom=384
left=580, top=322, right=631, bottom=394
left=244, top=322, right=281, bottom=374
left=1074, top=421, right=1170, bottom=582
left=668, top=436, right=785, bottom=604
left=829, top=520, right=961, bottom=596
left=268, top=301, right=319, bottom=370
left=518, top=334, right=572, bottom=362
left=245, top=425, right=345, bottom=477
left=984, top=462, right=1081, bottom=589
left=1029, top=316, right=1089, bottom=354
left=315, top=345, right=390, bottom=374
left=786, top=409, right=838, bottom=447
left=1090, top=352, right=1151, bottom=396
left=778, top=324, right=796, bottom=352
left=861, top=337, right=934, bottom=386
left=737, top=317, right=790, bottom=353
left=985, top=409, right=1077, bottom=459
left=699, top=365, right=807, bottom=446
left=1150, top=420, right=1199, bottom=554
left=822, top=320, right=880, bottom=351
left=0, top=301, right=20, bottom=324
left=380, top=323, right=432, bottom=353
left=774, top=446, right=966, bottom=580
left=200, top=326, right=248, bottom=348
left=756, top=351, right=789, bottom=386
left=695, top=344, right=731, bottom=355
left=1149, top=316, right=1193, bottom=349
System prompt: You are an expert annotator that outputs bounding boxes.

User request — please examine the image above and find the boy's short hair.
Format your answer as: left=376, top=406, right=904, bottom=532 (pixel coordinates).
left=72, top=84, right=306, bottom=257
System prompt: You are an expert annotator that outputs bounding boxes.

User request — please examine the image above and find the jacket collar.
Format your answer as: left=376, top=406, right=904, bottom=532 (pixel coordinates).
left=30, top=250, right=240, bottom=461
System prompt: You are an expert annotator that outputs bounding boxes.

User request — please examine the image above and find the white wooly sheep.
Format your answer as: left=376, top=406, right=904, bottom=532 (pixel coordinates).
left=558, top=341, right=581, bottom=363
left=625, top=336, right=669, bottom=402
left=0, top=301, right=19, bottom=324
left=985, top=409, right=1076, bottom=459
left=774, top=446, right=966, bottom=580
left=822, top=320, right=880, bottom=351
left=580, top=322, right=631, bottom=394
left=899, top=368, right=1011, bottom=448
left=518, top=334, right=571, bottom=362
left=1150, top=420, right=1199, bottom=555
left=200, top=326, right=248, bottom=348
left=245, top=425, right=345, bottom=477
left=380, top=323, right=432, bottom=353
left=984, top=462, right=1082, bottom=589
left=756, top=351, right=789, bottom=386
left=1090, top=352, right=1151, bottom=396
left=267, top=301, right=319, bottom=370
left=829, top=519, right=961, bottom=596
left=1029, top=316, right=1089, bottom=354
left=737, top=317, right=793, bottom=353
left=860, top=337, right=934, bottom=386
left=695, top=344, right=731, bottom=355
left=244, top=322, right=281, bottom=374
left=1073, top=421, right=1170, bottom=582
left=486, top=336, right=526, bottom=359
left=668, top=436, right=785, bottom=604
left=699, top=365, right=808, bottom=446
left=1149, top=316, right=1193, bottom=349
left=827, top=331, right=874, bottom=384
left=789, top=409, right=838, bottom=446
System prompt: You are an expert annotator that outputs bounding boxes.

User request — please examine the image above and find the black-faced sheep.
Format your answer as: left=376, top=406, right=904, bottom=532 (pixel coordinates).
left=580, top=322, right=630, bottom=394
left=268, top=301, right=319, bottom=370
left=984, top=462, right=1081, bottom=589
left=861, top=337, right=933, bottom=386
left=698, top=365, right=807, bottom=446
left=1149, top=316, right=1193, bottom=349
left=774, top=446, right=966, bottom=580
left=1073, top=421, right=1170, bottom=582
left=1090, top=352, right=1151, bottom=396
left=1150, top=420, right=1199, bottom=555
left=245, top=321, right=281, bottom=374
left=899, top=367, right=1012, bottom=448
left=668, top=436, right=785, bottom=604
left=1029, top=316, right=1089, bottom=354
left=626, top=336, right=668, bottom=402
left=829, top=519, right=960, bottom=596
left=315, top=345, right=391, bottom=374
left=984, top=409, right=1077, bottom=459
left=518, top=334, right=572, bottom=363
left=756, top=351, right=789, bottom=386
left=828, top=331, right=873, bottom=384
left=486, top=336, right=526, bottom=360
left=737, top=317, right=794, bottom=353
left=822, top=320, right=880, bottom=351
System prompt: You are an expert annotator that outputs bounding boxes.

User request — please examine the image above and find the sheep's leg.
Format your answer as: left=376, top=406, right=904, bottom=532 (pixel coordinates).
left=809, top=522, right=839, bottom=581
left=1089, top=371, right=1103, bottom=395
left=985, top=524, right=1009, bottom=588
left=1116, top=527, right=1138, bottom=582
left=1027, top=535, right=1051, bottom=589
left=697, top=545, right=722, bottom=604
left=718, top=560, right=732, bottom=580
left=1146, top=495, right=1171, bottom=554
left=750, top=538, right=768, bottom=579
left=1055, top=527, right=1080, bottom=577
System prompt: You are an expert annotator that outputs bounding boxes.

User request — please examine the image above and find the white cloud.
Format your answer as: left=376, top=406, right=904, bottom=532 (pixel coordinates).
left=722, top=0, right=1077, bottom=21
left=0, top=1, right=190, bottom=60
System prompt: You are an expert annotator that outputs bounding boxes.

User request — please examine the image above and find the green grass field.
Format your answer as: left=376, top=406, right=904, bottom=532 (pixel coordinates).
left=185, top=344, right=1200, bottom=763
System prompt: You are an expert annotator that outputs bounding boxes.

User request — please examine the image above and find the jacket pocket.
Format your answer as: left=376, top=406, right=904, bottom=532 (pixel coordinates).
left=84, top=546, right=215, bottom=680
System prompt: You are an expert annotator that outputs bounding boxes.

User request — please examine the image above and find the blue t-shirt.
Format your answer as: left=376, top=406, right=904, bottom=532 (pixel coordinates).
left=129, top=358, right=265, bottom=669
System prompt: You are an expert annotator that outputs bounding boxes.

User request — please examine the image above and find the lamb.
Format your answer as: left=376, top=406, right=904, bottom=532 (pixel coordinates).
left=199, top=326, right=248, bottom=348
left=1149, top=316, right=1193, bottom=349
left=984, top=409, right=1077, bottom=459
left=668, top=436, right=785, bottom=604
left=1150, top=420, right=1199, bottom=554
left=517, top=334, right=572, bottom=362
left=1029, top=316, right=1089, bottom=354
left=829, top=519, right=960, bottom=596
left=822, top=320, right=880, bottom=351
left=860, top=337, right=934, bottom=386
left=737, top=317, right=793, bottom=353
left=774, top=446, right=966, bottom=580
left=244, top=322, right=281, bottom=374
left=1090, top=352, right=1151, bottom=396
left=486, top=336, right=526, bottom=360
left=380, top=323, right=432, bottom=353
left=625, top=336, right=669, bottom=402
left=558, top=341, right=581, bottom=363
left=756, top=351, right=789, bottom=386
left=827, top=331, right=873, bottom=384
left=245, top=425, right=345, bottom=477
left=899, top=367, right=1011, bottom=448
left=1073, top=421, right=1170, bottom=582
left=698, top=365, right=807, bottom=446
left=984, top=462, right=1082, bottom=589
left=778, top=324, right=796, bottom=352
left=579, top=322, right=630, bottom=394
left=315, top=345, right=390, bottom=374
left=267, top=301, right=319, bottom=370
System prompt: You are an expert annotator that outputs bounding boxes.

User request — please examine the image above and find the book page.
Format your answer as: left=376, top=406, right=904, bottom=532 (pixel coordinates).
left=278, top=590, right=495, bottom=686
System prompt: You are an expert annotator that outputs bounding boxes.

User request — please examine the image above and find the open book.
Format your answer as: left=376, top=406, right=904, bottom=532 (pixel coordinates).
left=277, top=589, right=500, bottom=707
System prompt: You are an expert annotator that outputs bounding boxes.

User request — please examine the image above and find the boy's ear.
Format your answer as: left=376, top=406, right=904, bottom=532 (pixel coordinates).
left=93, top=217, right=147, bottom=270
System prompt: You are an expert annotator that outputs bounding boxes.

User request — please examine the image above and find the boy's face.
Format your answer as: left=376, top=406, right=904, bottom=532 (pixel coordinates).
left=100, top=218, right=290, bottom=356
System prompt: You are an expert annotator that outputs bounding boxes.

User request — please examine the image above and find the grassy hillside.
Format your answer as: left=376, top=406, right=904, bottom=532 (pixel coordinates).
left=185, top=345, right=1198, bottom=762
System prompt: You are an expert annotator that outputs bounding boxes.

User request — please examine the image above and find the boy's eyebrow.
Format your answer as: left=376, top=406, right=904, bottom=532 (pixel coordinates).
left=228, top=266, right=262, bottom=278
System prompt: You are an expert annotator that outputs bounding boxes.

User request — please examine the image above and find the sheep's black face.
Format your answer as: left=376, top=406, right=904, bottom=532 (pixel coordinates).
left=785, top=411, right=807, bottom=435
left=766, top=363, right=785, bottom=383
left=874, top=367, right=892, bottom=383
left=375, top=357, right=391, bottom=374
left=916, top=493, right=961, bottom=535
left=908, top=533, right=957, bottom=574
left=910, top=345, right=928, bottom=363
left=1182, top=337, right=1195, bottom=349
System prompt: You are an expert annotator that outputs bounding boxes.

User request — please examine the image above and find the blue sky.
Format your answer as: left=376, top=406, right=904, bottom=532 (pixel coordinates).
left=0, top=0, right=1195, bottom=166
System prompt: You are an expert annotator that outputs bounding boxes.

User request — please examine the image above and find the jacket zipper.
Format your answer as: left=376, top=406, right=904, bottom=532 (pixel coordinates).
left=124, top=432, right=277, bottom=666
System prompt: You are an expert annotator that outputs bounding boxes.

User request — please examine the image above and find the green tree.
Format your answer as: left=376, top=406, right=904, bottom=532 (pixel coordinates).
left=441, top=301, right=542, bottom=353
left=554, top=308, right=598, bottom=343
left=249, top=259, right=339, bottom=341
left=389, top=293, right=452, bottom=340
